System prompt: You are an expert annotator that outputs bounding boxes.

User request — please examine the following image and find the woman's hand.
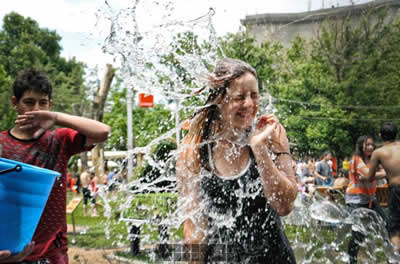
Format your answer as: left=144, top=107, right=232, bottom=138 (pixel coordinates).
left=250, top=114, right=278, bottom=147
left=250, top=114, right=290, bottom=153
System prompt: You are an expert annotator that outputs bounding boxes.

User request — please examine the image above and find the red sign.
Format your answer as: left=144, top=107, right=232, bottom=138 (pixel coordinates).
left=138, top=93, right=154, bottom=107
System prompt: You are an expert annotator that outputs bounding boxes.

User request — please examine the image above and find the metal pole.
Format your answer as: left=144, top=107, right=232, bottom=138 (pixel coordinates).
left=175, top=98, right=180, bottom=147
left=71, top=212, right=77, bottom=244
left=127, top=86, right=134, bottom=180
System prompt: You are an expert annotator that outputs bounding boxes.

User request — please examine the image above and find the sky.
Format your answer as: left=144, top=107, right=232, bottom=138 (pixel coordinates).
left=0, top=0, right=373, bottom=71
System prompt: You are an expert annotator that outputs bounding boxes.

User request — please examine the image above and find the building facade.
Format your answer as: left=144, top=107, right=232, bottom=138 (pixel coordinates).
left=241, top=0, right=400, bottom=47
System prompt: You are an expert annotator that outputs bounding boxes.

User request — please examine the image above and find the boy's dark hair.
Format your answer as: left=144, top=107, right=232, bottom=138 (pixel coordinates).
left=380, top=122, right=398, bottom=142
left=13, top=68, right=52, bottom=101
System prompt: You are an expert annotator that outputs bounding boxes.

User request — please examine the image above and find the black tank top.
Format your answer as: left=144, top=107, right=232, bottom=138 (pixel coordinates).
left=200, top=146, right=296, bottom=263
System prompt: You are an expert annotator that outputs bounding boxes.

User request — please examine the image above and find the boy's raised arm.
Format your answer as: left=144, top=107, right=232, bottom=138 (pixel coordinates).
left=16, top=110, right=110, bottom=145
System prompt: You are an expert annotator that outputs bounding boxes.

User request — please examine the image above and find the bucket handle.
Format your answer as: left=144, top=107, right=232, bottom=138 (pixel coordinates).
left=0, top=165, right=22, bottom=175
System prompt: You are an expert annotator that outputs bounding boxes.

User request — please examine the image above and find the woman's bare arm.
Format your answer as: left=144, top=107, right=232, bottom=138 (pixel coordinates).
left=251, top=145, right=298, bottom=216
left=250, top=115, right=297, bottom=216
left=176, top=144, right=208, bottom=263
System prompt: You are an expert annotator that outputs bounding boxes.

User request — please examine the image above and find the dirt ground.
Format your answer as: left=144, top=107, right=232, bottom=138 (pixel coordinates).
left=67, top=224, right=137, bottom=264
left=68, top=247, right=127, bottom=264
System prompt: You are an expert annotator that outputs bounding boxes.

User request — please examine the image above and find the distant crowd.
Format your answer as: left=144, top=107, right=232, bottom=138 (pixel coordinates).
left=295, top=150, right=387, bottom=201
left=67, top=167, right=126, bottom=217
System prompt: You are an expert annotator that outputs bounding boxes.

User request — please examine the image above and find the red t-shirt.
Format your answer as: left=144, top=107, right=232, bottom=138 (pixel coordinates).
left=0, top=128, right=92, bottom=261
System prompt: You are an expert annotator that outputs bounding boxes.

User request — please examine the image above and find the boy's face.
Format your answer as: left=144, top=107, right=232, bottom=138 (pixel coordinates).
left=11, top=90, right=52, bottom=115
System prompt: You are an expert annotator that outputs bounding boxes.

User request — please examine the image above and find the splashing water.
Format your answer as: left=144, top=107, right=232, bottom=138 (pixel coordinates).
left=310, top=200, right=348, bottom=224
left=82, top=1, right=400, bottom=263
left=284, top=190, right=400, bottom=263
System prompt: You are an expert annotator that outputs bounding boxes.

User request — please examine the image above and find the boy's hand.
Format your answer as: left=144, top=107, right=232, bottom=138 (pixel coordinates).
left=15, top=111, right=57, bottom=139
left=0, top=242, right=34, bottom=263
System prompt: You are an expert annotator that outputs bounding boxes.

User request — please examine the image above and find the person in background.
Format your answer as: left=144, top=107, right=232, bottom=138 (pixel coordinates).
left=346, top=135, right=387, bottom=264
left=0, top=68, right=110, bottom=263
left=296, top=158, right=306, bottom=183
left=66, top=171, right=73, bottom=191
left=333, top=168, right=349, bottom=190
left=103, top=169, right=109, bottom=185
left=74, top=172, right=81, bottom=194
left=80, top=167, right=92, bottom=217
left=301, top=158, right=316, bottom=201
left=363, top=122, right=400, bottom=251
left=342, top=156, right=350, bottom=172
left=314, top=151, right=333, bottom=186
left=176, top=58, right=297, bottom=263
left=107, top=169, right=116, bottom=183
left=90, top=170, right=99, bottom=217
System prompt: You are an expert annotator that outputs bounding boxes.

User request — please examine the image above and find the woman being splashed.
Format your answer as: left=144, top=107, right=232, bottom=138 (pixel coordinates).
left=176, top=58, right=297, bottom=263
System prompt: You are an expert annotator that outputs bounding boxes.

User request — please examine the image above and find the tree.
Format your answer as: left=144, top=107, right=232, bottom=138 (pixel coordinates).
left=219, top=32, right=283, bottom=94
left=0, top=12, right=87, bottom=129
left=90, top=64, right=115, bottom=180
left=103, top=85, right=175, bottom=150
left=269, top=7, right=400, bottom=158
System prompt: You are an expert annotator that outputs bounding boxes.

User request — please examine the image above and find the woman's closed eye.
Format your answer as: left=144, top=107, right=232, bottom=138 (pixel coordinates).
left=233, top=95, right=246, bottom=102
left=233, top=93, right=258, bottom=102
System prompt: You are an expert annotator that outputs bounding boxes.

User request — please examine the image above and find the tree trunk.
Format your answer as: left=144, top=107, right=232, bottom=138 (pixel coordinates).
left=72, top=102, right=89, bottom=172
left=91, top=64, right=115, bottom=184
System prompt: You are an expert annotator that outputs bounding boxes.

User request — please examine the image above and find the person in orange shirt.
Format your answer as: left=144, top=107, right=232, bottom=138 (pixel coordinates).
left=345, top=135, right=388, bottom=264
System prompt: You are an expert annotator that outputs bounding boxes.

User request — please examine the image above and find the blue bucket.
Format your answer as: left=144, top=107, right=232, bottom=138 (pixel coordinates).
left=0, top=158, right=60, bottom=254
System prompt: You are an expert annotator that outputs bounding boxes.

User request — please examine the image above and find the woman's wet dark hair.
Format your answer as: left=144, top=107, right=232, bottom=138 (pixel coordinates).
left=186, top=58, right=257, bottom=170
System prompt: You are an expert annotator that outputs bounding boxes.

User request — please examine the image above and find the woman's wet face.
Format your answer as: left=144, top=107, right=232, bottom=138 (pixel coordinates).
left=363, top=138, right=374, bottom=156
left=219, top=72, right=259, bottom=131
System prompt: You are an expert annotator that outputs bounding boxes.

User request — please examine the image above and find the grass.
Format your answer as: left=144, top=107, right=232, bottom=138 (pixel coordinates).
left=67, top=192, right=388, bottom=263
left=66, top=191, right=182, bottom=249
left=66, top=191, right=127, bottom=248
left=285, top=224, right=387, bottom=263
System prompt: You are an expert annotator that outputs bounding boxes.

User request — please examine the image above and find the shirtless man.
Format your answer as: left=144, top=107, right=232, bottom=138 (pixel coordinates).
left=363, top=122, right=400, bottom=249
left=80, top=167, right=91, bottom=216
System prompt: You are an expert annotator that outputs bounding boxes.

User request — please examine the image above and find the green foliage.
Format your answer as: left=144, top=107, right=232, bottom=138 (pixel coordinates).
left=135, top=139, right=177, bottom=186
left=160, top=32, right=204, bottom=90
left=103, top=86, right=175, bottom=149
left=0, top=65, right=14, bottom=129
left=213, top=8, right=400, bottom=159
left=269, top=8, right=400, bottom=158
left=105, top=8, right=400, bottom=160
left=219, top=32, right=283, bottom=94
left=158, top=31, right=216, bottom=119
left=121, top=193, right=178, bottom=219
left=0, top=12, right=88, bottom=129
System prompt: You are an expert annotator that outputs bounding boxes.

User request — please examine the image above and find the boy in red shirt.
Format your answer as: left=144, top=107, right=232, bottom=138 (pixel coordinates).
left=0, top=68, right=110, bottom=263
